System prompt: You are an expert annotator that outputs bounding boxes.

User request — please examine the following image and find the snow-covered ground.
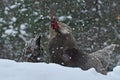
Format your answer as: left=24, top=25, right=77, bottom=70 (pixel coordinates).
left=0, top=59, right=119, bottom=80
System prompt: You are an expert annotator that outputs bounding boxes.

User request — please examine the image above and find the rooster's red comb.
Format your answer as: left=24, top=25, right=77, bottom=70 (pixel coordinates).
left=50, top=9, right=59, bottom=30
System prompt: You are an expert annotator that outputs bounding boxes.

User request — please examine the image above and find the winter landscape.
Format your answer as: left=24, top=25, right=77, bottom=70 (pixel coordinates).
left=0, top=0, right=120, bottom=80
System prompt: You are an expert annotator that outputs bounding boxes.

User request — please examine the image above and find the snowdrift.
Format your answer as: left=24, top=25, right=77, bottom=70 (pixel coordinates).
left=0, top=59, right=119, bottom=80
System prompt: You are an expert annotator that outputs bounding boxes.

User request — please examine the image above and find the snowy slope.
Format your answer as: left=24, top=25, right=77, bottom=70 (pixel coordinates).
left=0, top=59, right=119, bottom=80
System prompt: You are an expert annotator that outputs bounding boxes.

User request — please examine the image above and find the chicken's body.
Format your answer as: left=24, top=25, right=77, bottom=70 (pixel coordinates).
left=91, top=44, right=116, bottom=70
left=49, top=22, right=78, bottom=65
left=48, top=21, right=110, bottom=74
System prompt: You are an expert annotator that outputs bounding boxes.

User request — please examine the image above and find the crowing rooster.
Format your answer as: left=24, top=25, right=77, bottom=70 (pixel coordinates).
left=49, top=16, right=79, bottom=65
left=48, top=13, right=116, bottom=75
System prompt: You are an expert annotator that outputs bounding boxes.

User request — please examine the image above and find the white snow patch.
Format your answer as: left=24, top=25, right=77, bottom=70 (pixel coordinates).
left=33, top=12, right=38, bottom=16
left=40, top=15, right=43, bottom=18
left=92, top=8, right=96, bottom=11
left=5, top=29, right=17, bottom=36
left=20, top=24, right=26, bottom=30
left=9, top=25, right=13, bottom=29
left=20, top=24, right=28, bottom=35
left=10, top=5, right=17, bottom=9
left=11, top=17, right=17, bottom=22
left=72, top=28, right=75, bottom=31
left=4, top=7, right=9, bottom=14
left=35, top=1, right=40, bottom=4
left=20, top=30, right=27, bottom=35
left=103, top=42, right=107, bottom=46
left=67, top=16, right=72, bottom=19
left=112, top=2, right=117, bottom=7
left=0, top=18, right=3, bottom=22
left=20, top=0, right=24, bottom=2
left=9, top=3, right=20, bottom=10
left=77, top=0, right=81, bottom=2
left=5, top=29, right=17, bottom=35
left=58, top=16, right=72, bottom=21
left=98, top=10, right=102, bottom=17
left=58, top=16, right=66, bottom=21
left=95, top=18, right=99, bottom=22
left=98, top=0, right=103, bottom=4
left=5, top=7, right=9, bottom=10
left=81, top=10, right=88, bottom=13
left=0, top=59, right=120, bottom=80
left=4, top=10, right=8, bottom=15
left=20, top=8, right=27, bottom=12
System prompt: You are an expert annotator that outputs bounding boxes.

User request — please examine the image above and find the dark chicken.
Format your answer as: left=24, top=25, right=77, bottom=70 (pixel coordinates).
left=21, top=34, right=45, bottom=62
left=48, top=17, right=114, bottom=75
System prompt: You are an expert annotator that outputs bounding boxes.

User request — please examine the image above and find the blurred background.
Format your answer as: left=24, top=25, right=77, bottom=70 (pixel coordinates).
left=0, top=0, right=120, bottom=66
